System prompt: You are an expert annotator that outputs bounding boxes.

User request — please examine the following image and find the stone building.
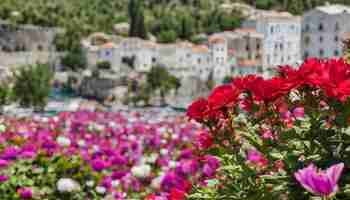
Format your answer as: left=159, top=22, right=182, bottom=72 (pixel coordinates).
left=243, top=10, right=301, bottom=75
left=0, top=20, right=60, bottom=52
left=302, top=4, right=350, bottom=59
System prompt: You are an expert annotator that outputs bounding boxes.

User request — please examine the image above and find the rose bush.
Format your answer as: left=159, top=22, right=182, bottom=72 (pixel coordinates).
left=188, top=58, right=350, bottom=200
left=0, top=110, right=217, bottom=199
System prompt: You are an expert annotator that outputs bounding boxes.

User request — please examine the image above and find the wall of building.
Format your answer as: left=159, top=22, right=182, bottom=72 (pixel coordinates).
left=0, top=51, right=62, bottom=68
left=302, top=10, right=350, bottom=59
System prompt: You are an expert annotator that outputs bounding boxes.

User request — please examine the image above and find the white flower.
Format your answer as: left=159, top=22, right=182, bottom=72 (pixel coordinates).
left=161, top=139, right=167, bottom=144
left=0, top=124, right=6, bottom=133
left=151, top=175, right=164, bottom=189
left=77, top=140, right=86, bottom=147
left=41, top=117, right=49, bottom=123
left=146, top=153, right=158, bottom=164
left=171, top=134, right=179, bottom=140
left=128, top=135, right=136, bottom=141
left=131, top=164, right=152, bottom=178
left=111, top=180, right=120, bottom=188
left=57, top=178, right=80, bottom=193
left=56, top=136, right=71, bottom=147
left=169, top=161, right=177, bottom=168
left=52, top=116, right=59, bottom=122
left=108, top=121, right=117, bottom=128
left=160, top=149, right=168, bottom=156
left=96, top=186, right=106, bottom=194
left=86, top=180, right=95, bottom=187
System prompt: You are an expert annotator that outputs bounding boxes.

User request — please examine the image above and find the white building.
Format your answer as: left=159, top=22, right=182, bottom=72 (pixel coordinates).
left=82, top=34, right=231, bottom=83
left=243, top=10, right=301, bottom=75
left=302, top=4, right=350, bottom=59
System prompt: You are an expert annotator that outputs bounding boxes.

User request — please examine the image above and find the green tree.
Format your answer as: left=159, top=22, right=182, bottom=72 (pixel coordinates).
left=128, top=0, right=147, bottom=39
left=12, top=63, right=53, bottom=111
left=146, top=65, right=181, bottom=105
left=61, top=46, right=87, bottom=71
left=158, top=30, right=177, bottom=43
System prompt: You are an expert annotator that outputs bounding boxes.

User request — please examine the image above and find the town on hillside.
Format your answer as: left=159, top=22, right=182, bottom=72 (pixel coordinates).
left=0, top=3, right=350, bottom=109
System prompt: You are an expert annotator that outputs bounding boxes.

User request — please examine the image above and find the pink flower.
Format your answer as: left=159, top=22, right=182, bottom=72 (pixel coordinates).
left=246, top=149, right=268, bottom=168
left=0, top=159, right=9, bottom=168
left=17, top=187, right=33, bottom=199
left=293, top=107, right=305, bottom=120
left=261, top=129, right=274, bottom=140
left=294, top=163, right=344, bottom=197
left=0, top=175, right=8, bottom=182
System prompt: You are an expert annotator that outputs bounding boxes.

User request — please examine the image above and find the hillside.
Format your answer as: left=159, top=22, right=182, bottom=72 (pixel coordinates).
left=0, top=0, right=348, bottom=51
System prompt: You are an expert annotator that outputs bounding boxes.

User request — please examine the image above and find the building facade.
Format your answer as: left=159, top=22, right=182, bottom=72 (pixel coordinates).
left=82, top=34, right=231, bottom=83
left=243, top=10, right=301, bottom=75
left=302, top=4, right=350, bottom=59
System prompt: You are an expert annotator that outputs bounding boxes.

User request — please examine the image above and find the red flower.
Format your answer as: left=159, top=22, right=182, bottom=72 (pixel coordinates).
left=249, top=77, right=289, bottom=102
left=320, top=59, right=350, bottom=101
left=232, top=74, right=259, bottom=91
left=169, top=188, right=186, bottom=200
left=197, top=132, right=213, bottom=149
left=208, top=84, right=240, bottom=111
left=145, top=194, right=157, bottom=200
left=187, top=98, right=209, bottom=121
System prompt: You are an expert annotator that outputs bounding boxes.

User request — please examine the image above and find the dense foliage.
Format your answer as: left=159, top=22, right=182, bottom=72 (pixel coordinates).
left=188, top=58, right=350, bottom=199
left=12, top=63, right=53, bottom=111
left=0, top=110, right=217, bottom=199
left=146, top=65, right=181, bottom=105
left=0, top=0, right=243, bottom=49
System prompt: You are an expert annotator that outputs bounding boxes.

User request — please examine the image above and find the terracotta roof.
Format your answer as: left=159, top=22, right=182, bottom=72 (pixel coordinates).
left=192, top=45, right=209, bottom=53
left=100, top=42, right=116, bottom=49
left=208, top=36, right=226, bottom=44
left=176, top=41, right=193, bottom=48
left=143, top=41, right=158, bottom=48
left=233, top=28, right=264, bottom=38
left=341, top=32, right=350, bottom=40
left=237, top=59, right=260, bottom=67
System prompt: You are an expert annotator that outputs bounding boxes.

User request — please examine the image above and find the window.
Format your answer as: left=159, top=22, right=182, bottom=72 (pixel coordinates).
left=270, top=26, right=274, bottom=34
left=198, top=58, right=201, bottom=64
left=246, top=45, right=250, bottom=51
left=257, top=43, right=260, bottom=50
left=335, top=36, right=339, bottom=42
left=319, top=49, right=324, bottom=57
left=152, top=57, right=156, bottom=63
left=305, top=24, right=310, bottom=32
left=319, top=23, right=324, bottom=31
left=267, top=55, right=271, bottom=65
left=280, top=44, right=284, bottom=50
left=335, top=22, right=340, bottom=31
left=304, top=51, right=309, bottom=59
left=37, top=44, right=43, bottom=51
left=334, top=49, right=340, bottom=57
left=319, top=36, right=323, bottom=43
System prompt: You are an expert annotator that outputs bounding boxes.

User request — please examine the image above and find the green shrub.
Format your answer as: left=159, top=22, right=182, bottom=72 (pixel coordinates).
left=96, top=61, right=111, bottom=70
left=12, top=63, right=53, bottom=111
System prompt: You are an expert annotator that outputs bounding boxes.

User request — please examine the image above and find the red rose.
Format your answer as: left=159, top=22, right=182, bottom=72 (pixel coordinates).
left=208, top=84, right=240, bottom=111
left=169, top=188, right=186, bottom=200
left=187, top=98, right=209, bottom=121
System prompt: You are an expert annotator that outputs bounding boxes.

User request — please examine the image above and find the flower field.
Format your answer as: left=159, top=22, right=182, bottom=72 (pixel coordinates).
left=0, top=110, right=218, bottom=199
